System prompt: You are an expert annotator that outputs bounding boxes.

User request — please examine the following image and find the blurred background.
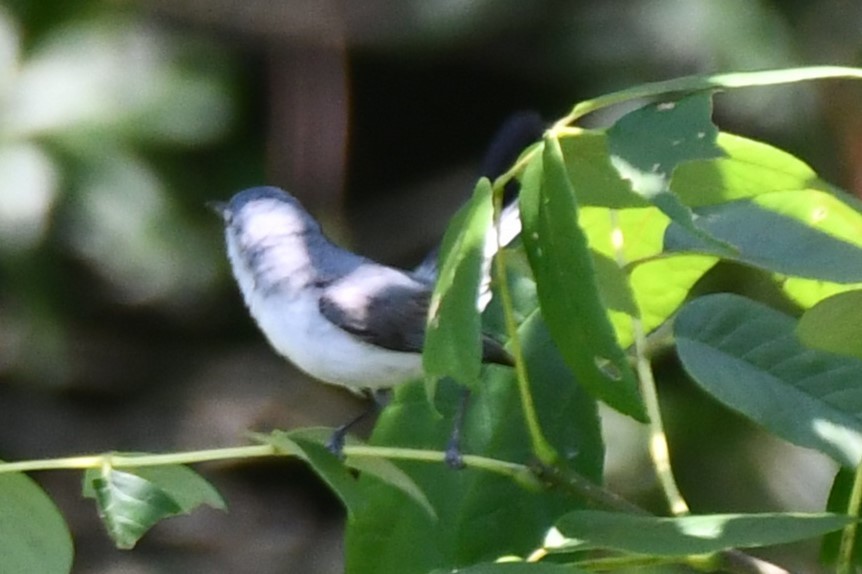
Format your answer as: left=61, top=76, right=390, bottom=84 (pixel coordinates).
left=0, top=1, right=860, bottom=572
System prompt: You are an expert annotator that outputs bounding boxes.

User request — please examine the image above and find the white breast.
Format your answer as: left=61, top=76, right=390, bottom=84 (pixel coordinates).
left=247, top=287, right=424, bottom=391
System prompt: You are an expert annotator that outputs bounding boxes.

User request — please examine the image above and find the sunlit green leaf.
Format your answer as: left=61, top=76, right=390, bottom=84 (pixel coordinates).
left=558, top=131, right=646, bottom=208
left=797, top=290, right=862, bottom=360
left=610, top=254, right=717, bottom=348
left=577, top=206, right=714, bottom=347
left=676, top=293, right=862, bottom=466
left=671, top=132, right=829, bottom=206
left=665, top=200, right=862, bottom=283
left=555, top=510, right=850, bottom=555
left=579, top=205, right=668, bottom=264
left=0, top=470, right=73, bottom=574
left=591, top=251, right=638, bottom=316
left=607, top=92, right=734, bottom=255
left=756, top=189, right=862, bottom=308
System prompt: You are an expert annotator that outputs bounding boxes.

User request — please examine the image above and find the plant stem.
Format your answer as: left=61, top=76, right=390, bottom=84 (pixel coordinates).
left=490, top=184, right=558, bottom=465
left=633, top=316, right=690, bottom=516
left=837, top=462, right=862, bottom=574
left=0, top=441, right=789, bottom=574
left=716, top=550, right=791, bottom=574
left=533, top=462, right=648, bottom=515
left=0, top=445, right=277, bottom=474
left=575, top=553, right=685, bottom=571
left=345, top=445, right=541, bottom=488
left=607, top=209, right=689, bottom=515
left=0, top=443, right=540, bottom=488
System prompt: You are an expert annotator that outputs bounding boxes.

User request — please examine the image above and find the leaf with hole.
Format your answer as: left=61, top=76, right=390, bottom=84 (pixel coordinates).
left=606, top=92, right=734, bottom=255
left=520, top=136, right=644, bottom=421
left=86, top=469, right=183, bottom=549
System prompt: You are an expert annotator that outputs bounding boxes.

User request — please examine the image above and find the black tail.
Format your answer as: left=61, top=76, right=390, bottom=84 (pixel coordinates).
left=413, top=112, right=544, bottom=284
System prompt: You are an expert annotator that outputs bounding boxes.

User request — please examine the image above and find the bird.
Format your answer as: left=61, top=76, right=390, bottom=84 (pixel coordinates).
left=211, top=185, right=513, bottom=391
left=211, top=112, right=544, bottom=457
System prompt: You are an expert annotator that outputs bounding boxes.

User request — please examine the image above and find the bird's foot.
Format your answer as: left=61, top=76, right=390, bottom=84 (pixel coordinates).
left=326, top=425, right=348, bottom=459
left=444, top=437, right=466, bottom=470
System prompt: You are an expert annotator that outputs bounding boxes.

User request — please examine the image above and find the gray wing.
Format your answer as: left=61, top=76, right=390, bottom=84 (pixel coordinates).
left=321, top=261, right=514, bottom=366
left=319, top=264, right=430, bottom=354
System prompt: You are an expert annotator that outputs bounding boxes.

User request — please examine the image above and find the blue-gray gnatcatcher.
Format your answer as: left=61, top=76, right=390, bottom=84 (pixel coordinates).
left=211, top=185, right=513, bottom=394
left=211, top=113, right=543, bottom=455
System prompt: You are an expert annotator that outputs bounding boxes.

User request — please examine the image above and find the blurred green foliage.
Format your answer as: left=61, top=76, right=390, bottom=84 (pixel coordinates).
left=0, top=4, right=238, bottom=385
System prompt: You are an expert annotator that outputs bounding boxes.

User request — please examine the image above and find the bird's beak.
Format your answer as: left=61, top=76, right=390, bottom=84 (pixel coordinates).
left=206, top=200, right=229, bottom=220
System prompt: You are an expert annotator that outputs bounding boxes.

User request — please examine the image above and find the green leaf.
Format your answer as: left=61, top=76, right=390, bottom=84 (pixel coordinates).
left=665, top=200, right=862, bottom=283
left=797, top=290, right=862, bottom=360
left=565, top=66, right=862, bottom=123
left=591, top=250, right=638, bottom=316
left=345, top=278, right=603, bottom=574
left=87, top=469, right=182, bottom=549
left=520, top=136, right=645, bottom=421
left=130, top=466, right=223, bottom=512
left=83, top=462, right=225, bottom=514
left=671, top=132, right=829, bottom=206
left=608, top=94, right=724, bottom=189
left=256, top=429, right=365, bottom=516
left=431, top=562, right=586, bottom=574
left=558, top=131, right=646, bottom=208
left=0, top=470, right=73, bottom=574
left=613, top=254, right=718, bottom=348
left=271, top=426, right=437, bottom=519
left=606, top=92, right=735, bottom=256
left=519, top=309, right=605, bottom=476
left=576, top=206, right=716, bottom=347
left=424, top=177, right=494, bottom=387
left=821, top=468, right=862, bottom=565
left=82, top=461, right=225, bottom=549
left=757, top=188, right=862, bottom=308
left=345, top=452, right=436, bottom=520
left=675, top=293, right=862, bottom=467
left=555, top=510, right=850, bottom=556
left=579, top=205, right=669, bottom=264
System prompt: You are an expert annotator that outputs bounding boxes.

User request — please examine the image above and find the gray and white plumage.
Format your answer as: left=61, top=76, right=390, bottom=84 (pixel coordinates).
left=214, top=186, right=512, bottom=392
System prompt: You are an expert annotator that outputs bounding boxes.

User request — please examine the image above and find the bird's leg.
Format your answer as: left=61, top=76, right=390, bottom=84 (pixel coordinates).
left=326, top=389, right=391, bottom=457
left=444, top=387, right=470, bottom=470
